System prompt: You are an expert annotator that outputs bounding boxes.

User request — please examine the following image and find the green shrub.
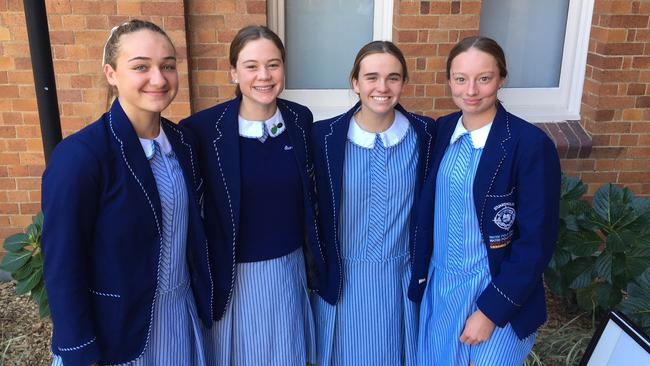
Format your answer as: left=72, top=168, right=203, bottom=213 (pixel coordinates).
left=544, top=175, right=650, bottom=333
left=1, top=212, right=49, bottom=318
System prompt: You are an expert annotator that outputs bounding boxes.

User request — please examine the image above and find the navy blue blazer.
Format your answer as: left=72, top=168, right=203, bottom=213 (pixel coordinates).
left=180, top=97, right=323, bottom=320
left=41, top=99, right=213, bottom=366
left=408, top=103, right=561, bottom=339
left=311, top=103, right=436, bottom=304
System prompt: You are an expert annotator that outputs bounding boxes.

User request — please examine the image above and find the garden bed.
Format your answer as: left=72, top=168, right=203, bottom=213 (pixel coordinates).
left=0, top=280, right=595, bottom=366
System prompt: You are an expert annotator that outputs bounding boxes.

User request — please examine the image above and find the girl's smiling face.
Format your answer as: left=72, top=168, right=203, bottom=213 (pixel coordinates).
left=104, top=29, right=178, bottom=120
left=448, top=47, right=505, bottom=124
left=231, top=38, right=285, bottom=109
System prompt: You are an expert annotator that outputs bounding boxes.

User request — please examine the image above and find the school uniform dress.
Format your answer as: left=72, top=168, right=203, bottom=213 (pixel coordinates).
left=43, top=99, right=212, bottom=366
left=311, top=104, right=435, bottom=366
left=181, top=98, right=321, bottom=366
left=409, top=104, right=561, bottom=365
left=416, top=118, right=535, bottom=365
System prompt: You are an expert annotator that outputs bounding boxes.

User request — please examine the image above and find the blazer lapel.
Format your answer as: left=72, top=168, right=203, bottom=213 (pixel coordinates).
left=325, top=103, right=356, bottom=224
left=278, top=100, right=310, bottom=188
left=107, top=98, right=162, bottom=226
left=212, top=99, right=242, bottom=239
left=162, top=120, right=198, bottom=202
left=430, top=112, right=460, bottom=184
left=473, top=104, right=512, bottom=226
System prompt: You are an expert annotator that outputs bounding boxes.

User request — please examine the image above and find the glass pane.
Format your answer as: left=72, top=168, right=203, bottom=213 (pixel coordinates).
left=480, top=0, right=569, bottom=88
left=285, top=0, right=374, bottom=89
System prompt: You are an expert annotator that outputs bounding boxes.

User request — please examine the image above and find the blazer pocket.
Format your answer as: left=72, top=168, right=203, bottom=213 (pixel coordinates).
left=484, top=188, right=516, bottom=249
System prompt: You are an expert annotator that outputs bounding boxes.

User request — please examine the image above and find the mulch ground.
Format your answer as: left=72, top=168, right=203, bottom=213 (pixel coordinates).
left=0, top=280, right=596, bottom=366
left=0, top=281, right=52, bottom=366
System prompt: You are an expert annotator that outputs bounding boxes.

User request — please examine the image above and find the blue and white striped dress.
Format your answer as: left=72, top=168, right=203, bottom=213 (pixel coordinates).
left=313, top=112, right=419, bottom=365
left=53, top=133, right=206, bottom=366
left=416, top=119, right=535, bottom=365
left=202, top=113, right=315, bottom=366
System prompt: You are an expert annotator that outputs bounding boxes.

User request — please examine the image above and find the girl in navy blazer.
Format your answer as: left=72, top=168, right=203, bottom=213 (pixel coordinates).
left=181, top=26, right=319, bottom=365
left=412, top=36, right=561, bottom=365
left=42, top=20, right=212, bottom=366
left=310, top=41, right=435, bottom=365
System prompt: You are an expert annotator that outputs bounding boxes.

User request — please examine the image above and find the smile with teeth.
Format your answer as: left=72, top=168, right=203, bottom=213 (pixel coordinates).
left=253, top=85, right=274, bottom=92
left=371, top=96, right=390, bottom=101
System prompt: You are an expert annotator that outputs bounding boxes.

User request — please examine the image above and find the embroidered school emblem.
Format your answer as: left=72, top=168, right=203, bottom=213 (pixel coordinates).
left=493, top=205, right=516, bottom=230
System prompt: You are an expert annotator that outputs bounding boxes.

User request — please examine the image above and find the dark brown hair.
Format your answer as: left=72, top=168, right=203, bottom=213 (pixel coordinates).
left=349, top=40, right=409, bottom=86
left=446, top=36, right=508, bottom=80
left=229, top=25, right=285, bottom=97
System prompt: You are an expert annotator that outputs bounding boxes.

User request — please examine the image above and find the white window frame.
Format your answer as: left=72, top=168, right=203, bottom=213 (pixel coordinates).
left=497, top=0, right=595, bottom=122
left=268, top=0, right=393, bottom=120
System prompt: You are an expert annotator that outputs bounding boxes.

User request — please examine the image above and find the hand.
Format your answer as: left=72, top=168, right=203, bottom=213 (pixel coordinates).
left=459, top=309, right=496, bottom=345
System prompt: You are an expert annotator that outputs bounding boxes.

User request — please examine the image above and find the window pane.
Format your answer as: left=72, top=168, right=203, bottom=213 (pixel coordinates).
left=480, top=0, right=569, bottom=88
left=285, top=0, right=374, bottom=89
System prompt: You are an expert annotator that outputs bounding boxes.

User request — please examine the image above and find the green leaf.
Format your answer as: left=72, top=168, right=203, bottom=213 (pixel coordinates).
left=0, top=250, right=31, bottom=272
left=3, top=233, right=30, bottom=252
left=561, top=174, right=587, bottom=200
left=576, top=286, right=597, bottom=313
left=605, top=231, right=628, bottom=253
left=595, top=252, right=613, bottom=283
left=31, top=251, right=43, bottom=268
left=15, top=270, right=42, bottom=295
left=566, top=257, right=595, bottom=289
left=33, top=212, right=44, bottom=231
left=595, top=282, right=621, bottom=310
left=12, top=260, right=33, bottom=281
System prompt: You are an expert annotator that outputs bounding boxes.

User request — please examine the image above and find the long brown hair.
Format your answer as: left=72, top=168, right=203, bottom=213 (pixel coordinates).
left=446, top=36, right=508, bottom=80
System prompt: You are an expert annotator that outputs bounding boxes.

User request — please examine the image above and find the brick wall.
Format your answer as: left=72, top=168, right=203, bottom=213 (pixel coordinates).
left=575, top=0, right=650, bottom=195
left=0, top=0, right=648, bottom=245
left=185, top=0, right=266, bottom=112
left=0, top=0, right=191, bottom=241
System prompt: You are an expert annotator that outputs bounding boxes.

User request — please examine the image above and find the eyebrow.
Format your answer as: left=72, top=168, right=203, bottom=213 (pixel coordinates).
left=241, top=58, right=282, bottom=63
left=362, top=72, right=403, bottom=77
left=127, top=56, right=177, bottom=62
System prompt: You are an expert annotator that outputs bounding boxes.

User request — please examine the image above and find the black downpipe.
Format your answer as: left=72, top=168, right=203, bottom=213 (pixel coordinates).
left=23, top=0, right=62, bottom=165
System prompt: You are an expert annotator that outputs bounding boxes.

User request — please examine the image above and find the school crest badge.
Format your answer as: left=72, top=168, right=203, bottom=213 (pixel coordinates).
left=493, top=205, right=516, bottom=230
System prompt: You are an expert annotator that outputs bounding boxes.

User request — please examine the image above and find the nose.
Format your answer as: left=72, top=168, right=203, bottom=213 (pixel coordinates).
left=467, top=80, right=478, bottom=96
left=259, top=66, right=271, bottom=80
left=377, top=78, right=389, bottom=92
left=149, top=67, right=168, bottom=87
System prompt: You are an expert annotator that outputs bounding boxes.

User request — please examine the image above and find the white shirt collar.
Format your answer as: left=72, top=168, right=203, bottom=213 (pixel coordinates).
left=139, top=125, right=172, bottom=159
left=238, top=108, right=285, bottom=138
left=449, top=116, right=492, bottom=149
left=348, top=110, right=410, bottom=148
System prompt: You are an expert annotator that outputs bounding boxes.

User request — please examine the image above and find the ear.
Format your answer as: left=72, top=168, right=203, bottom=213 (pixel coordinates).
left=104, top=64, right=118, bottom=87
left=230, top=67, right=238, bottom=83
left=499, top=77, right=507, bottom=89
left=352, top=78, right=360, bottom=95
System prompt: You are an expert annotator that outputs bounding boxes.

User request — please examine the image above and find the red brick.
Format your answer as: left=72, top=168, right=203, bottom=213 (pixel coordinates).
left=601, top=15, right=648, bottom=28
left=596, top=42, right=645, bottom=55
left=632, top=56, right=650, bottom=68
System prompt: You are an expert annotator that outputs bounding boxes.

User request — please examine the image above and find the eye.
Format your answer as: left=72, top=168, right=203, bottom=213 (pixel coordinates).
left=454, top=77, right=465, bottom=84
left=366, top=76, right=377, bottom=81
left=245, top=65, right=257, bottom=70
left=133, top=65, right=147, bottom=72
left=479, top=76, right=491, bottom=83
left=389, top=76, right=402, bottom=82
left=268, top=63, right=281, bottom=70
left=162, top=64, right=177, bottom=71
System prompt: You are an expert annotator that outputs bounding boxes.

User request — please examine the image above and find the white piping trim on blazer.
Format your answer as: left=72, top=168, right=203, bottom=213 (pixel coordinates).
left=57, top=337, right=97, bottom=352
left=108, top=111, right=162, bottom=364
left=405, top=112, right=433, bottom=271
left=279, top=100, right=325, bottom=264
left=162, top=121, right=214, bottom=317
left=324, top=113, right=346, bottom=302
left=212, top=103, right=237, bottom=320
left=90, top=289, right=121, bottom=298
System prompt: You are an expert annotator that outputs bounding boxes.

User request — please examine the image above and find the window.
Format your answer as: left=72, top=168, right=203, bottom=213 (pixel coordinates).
left=481, top=0, right=595, bottom=122
left=268, top=0, right=393, bottom=120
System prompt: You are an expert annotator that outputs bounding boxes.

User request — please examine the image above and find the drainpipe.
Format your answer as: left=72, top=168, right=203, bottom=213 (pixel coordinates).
left=23, top=0, right=62, bottom=165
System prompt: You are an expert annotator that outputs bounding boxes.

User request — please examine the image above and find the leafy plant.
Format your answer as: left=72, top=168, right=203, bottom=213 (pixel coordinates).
left=0, top=212, right=49, bottom=318
left=544, top=175, right=650, bottom=333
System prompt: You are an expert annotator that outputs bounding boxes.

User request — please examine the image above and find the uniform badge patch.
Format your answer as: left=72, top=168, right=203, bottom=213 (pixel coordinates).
left=493, top=203, right=516, bottom=230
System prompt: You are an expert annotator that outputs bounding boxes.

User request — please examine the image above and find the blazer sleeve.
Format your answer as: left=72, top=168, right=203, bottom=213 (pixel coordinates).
left=41, top=137, right=102, bottom=366
left=476, top=133, right=561, bottom=326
